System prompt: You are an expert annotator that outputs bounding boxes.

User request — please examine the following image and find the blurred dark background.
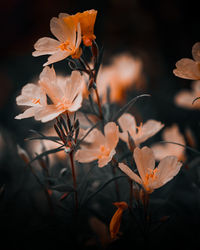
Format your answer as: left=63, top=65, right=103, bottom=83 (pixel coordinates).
left=1, top=0, right=200, bottom=249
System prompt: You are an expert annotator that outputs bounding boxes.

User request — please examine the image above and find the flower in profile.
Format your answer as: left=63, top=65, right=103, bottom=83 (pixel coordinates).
left=75, top=122, right=119, bottom=167
left=109, top=201, right=128, bottom=240
left=175, top=80, right=200, bottom=109
left=173, top=42, right=200, bottom=80
left=69, top=9, right=97, bottom=47
left=118, top=146, right=182, bottom=194
left=118, top=113, right=164, bottom=147
left=151, top=124, right=186, bottom=161
left=32, top=13, right=82, bottom=66
left=15, top=66, right=84, bottom=122
left=15, top=83, right=47, bottom=120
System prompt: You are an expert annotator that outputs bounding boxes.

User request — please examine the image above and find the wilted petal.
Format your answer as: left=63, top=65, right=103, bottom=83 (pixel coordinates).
left=118, top=163, right=142, bottom=184
left=133, top=147, right=155, bottom=182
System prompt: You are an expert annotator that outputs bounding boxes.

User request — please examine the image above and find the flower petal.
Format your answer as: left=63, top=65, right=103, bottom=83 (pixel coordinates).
left=104, top=122, right=119, bottom=150
left=75, top=148, right=99, bottom=163
left=43, top=51, right=71, bottom=66
left=32, top=37, right=60, bottom=56
left=98, top=149, right=116, bottom=168
left=192, top=42, right=200, bottom=62
left=118, top=113, right=136, bottom=143
left=156, top=156, right=182, bottom=188
left=68, top=92, right=83, bottom=112
left=133, top=147, right=155, bottom=182
left=34, top=105, right=62, bottom=122
left=118, top=163, right=142, bottom=184
left=15, top=106, right=37, bottom=120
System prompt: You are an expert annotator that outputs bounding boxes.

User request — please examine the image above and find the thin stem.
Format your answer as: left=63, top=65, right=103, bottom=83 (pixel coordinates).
left=69, top=151, right=78, bottom=213
left=94, top=88, right=103, bottom=119
left=129, top=179, right=133, bottom=209
left=112, top=157, right=120, bottom=201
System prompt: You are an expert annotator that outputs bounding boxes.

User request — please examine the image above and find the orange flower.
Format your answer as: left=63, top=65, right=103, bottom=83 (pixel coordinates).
left=118, top=146, right=182, bottom=194
left=73, top=9, right=97, bottom=47
left=173, top=42, right=200, bottom=80
left=15, top=66, right=84, bottom=122
left=151, top=124, right=186, bottom=162
left=32, top=13, right=82, bottom=66
left=109, top=202, right=128, bottom=240
left=118, top=113, right=164, bottom=147
left=175, top=80, right=200, bottom=109
left=75, top=122, right=119, bottom=167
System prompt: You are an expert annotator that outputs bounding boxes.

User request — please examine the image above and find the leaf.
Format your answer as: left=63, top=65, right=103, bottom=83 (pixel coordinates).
left=112, top=94, right=151, bottom=122
left=27, top=146, right=64, bottom=166
left=27, top=129, right=62, bottom=144
left=50, top=184, right=75, bottom=192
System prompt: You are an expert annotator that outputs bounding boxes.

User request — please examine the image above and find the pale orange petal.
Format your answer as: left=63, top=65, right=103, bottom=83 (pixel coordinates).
left=175, top=90, right=197, bottom=109
left=192, top=42, right=200, bottom=62
left=50, top=17, right=69, bottom=42
left=43, top=51, right=71, bottom=66
left=34, top=105, right=62, bottom=122
left=133, top=147, right=155, bottom=181
left=75, top=148, right=99, bottom=163
left=15, top=106, right=38, bottom=120
left=118, top=163, right=142, bottom=184
left=98, top=149, right=116, bottom=168
left=68, top=92, right=83, bottom=112
left=173, top=58, right=200, bottom=80
left=104, top=122, right=119, bottom=150
left=32, top=37, right=60, bottom=56
left=156, top=156, right=182, bottom=188
left=118, top=113, right=136, bottom=143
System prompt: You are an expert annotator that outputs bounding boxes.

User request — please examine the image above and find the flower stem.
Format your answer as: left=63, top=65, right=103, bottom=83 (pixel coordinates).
left=94, top=87, right=103, bottom=119
left=69, top=151, right=78, bottom=213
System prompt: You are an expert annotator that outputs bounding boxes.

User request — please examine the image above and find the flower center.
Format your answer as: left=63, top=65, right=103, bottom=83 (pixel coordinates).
left=143, top=168, right=159, bottom=192
left=59, top=41, right=70, bottom=51
left=136, top=122, right=143, bottom=135
left=56, top=98, right=71, bottom=111
left=98, top=145, right=110, bottom=159
left=32, top=98, right=41, bottom=105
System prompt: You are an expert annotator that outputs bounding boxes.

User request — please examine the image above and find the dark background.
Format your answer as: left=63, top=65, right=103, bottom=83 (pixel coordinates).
left=0, top=0, right=200, bottom=249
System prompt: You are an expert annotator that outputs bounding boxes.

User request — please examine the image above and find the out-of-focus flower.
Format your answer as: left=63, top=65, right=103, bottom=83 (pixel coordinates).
left=96, top=54, right=143, bottom=103
left=75, top=122, right=119, bottom=167
left=118, top=146, right=182, bottom=194
left=118, top=113, right=164, bottom=147
left=175, top=80, right=200, bottom=109
left=32, top=13, right=82, bottom=66
left=173, top=42, right=200, bottom=80
left=15, top=66, right=84, bottom=122
left=151, top=124, right=186, bottom=162
left=15, top=83, right=47, bottom=120
left=65, top=9, right=97, bottom=47
left=109, top=201, right=128, bottom=240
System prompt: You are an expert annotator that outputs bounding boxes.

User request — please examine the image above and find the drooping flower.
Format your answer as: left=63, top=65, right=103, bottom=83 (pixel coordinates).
left=32, top=13, right=82, bottom=66
left=109, top=202, right=128, bottom=240
left=118, top=146, right=182, bottom=193
left=173, top=42, right=200, bottom=80
left=15, top=83, right=47, bottom=120
left=15, top=66, right=84, bottom=122
left=175, top=80, right=200, bottom=109
left=118, top=113, right=164, bottom=147
left=66, top=9, right=97, bottom=47
left=151, top=124, right=186, bottom=161
left=75, top=122, right=119, bottom=167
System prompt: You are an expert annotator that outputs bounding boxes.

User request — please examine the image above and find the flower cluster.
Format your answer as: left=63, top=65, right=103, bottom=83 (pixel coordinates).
left=14, top=8, right=190, bottom=247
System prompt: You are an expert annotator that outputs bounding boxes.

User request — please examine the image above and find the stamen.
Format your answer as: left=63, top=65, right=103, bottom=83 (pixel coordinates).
left=32, top=98, right=41, bottom=105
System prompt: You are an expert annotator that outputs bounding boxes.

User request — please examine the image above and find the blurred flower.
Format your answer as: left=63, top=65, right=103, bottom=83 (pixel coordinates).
left=118, top=113, right=164, bottom=147
left=16, top=66, right=84, bottom=122
left=151, top=124, right=186, bottom=161
left=118, top=146, right=182, bottom=193
left=175, top=80, right=200, bottom=109
left=67, top=9, right=97, bottom=47
left=32, top=13, right=82, bottom=66
left=75, top=122, right=119, bottom=167
left=96, top=54, right=143, bottom=103
left=173, top=42, right=200, bottom=80
left=109, top=201, right=128, bottom=240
